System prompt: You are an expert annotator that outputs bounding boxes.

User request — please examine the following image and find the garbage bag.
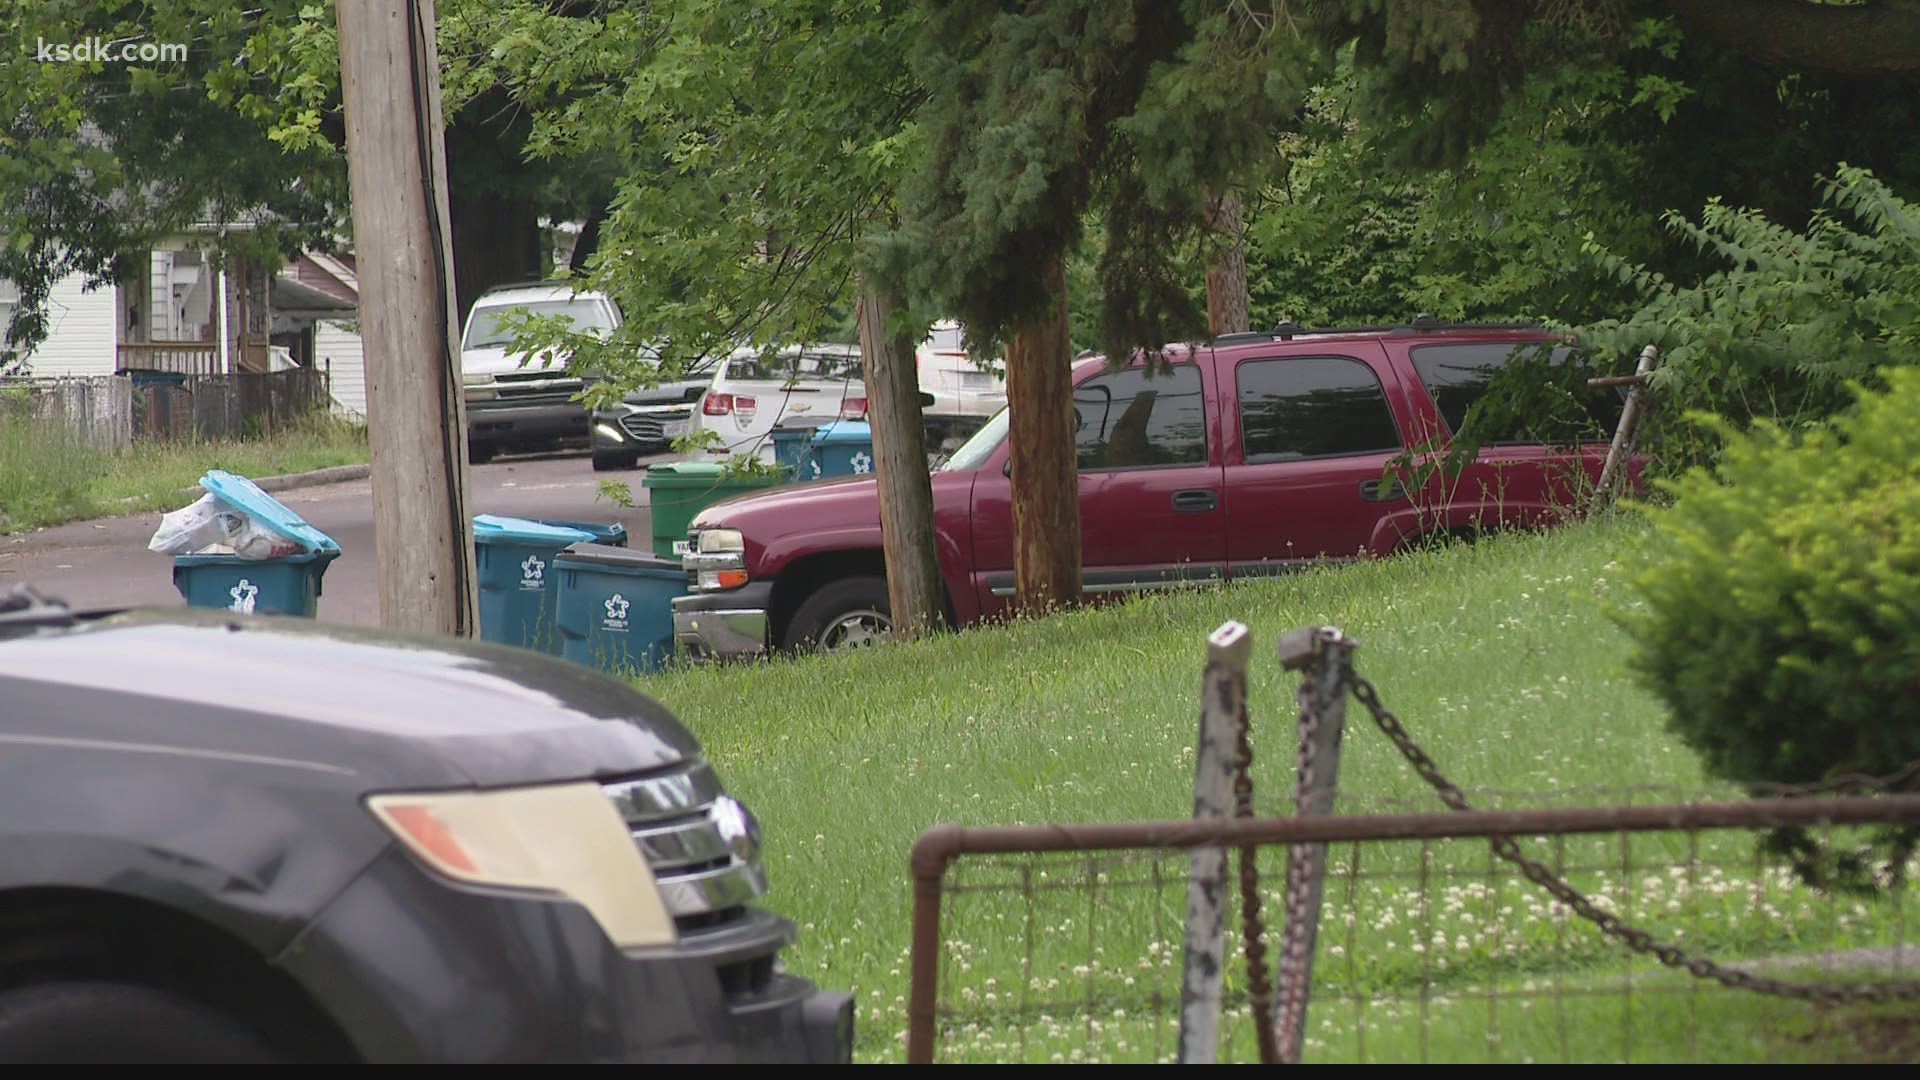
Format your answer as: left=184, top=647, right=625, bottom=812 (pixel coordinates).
left=147, top=492, right=303, bottom=560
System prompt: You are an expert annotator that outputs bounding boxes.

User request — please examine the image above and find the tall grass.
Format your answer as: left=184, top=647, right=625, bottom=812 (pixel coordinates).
left=0, top=406, right=368, bottom=533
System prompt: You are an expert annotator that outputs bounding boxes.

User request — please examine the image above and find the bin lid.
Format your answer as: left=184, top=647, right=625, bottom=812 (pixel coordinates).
left=200, top=470, right=342, bottom=554
left=810, top=419, right=873, bottom=445
left=472, top=514, right=598, bottom=544
left=555, top=542, right=686, bottom=574
left=644, top=462, right=729, bottom=479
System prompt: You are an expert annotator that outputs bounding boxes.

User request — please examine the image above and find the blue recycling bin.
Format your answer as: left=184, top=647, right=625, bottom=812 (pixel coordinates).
left=770, top=425, right=817, bottom=482
left=171, top=470, right=343, bottom=618
left=552, top=542, right=685, bottom=676
left=808, top=420, right=876, bottom=479
left=173, top=550, right=339, bottom=617
left=536, top=520, right=629, bottom=548
left=473, top=515, right=602, bottom=652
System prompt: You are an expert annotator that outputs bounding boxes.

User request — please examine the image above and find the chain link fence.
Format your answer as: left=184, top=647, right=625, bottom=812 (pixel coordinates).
left=905, top=625, right=1920, bottom=1064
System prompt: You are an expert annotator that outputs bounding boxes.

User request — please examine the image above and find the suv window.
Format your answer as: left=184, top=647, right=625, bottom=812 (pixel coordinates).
left=1074, top=364, right=1207, bottom=470
left=462, top=298, right=614, bottom=350
left=1410, top=342, right=1624, bottom=443
left=1236, top=356, right=1401, bottom=463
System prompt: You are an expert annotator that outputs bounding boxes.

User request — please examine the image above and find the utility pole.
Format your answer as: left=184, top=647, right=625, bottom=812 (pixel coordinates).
left=336, top=0, right=477, bottom=637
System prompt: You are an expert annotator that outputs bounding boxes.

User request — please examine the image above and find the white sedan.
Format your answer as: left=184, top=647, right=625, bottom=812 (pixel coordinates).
left=685, top=345, right=865, bottom=463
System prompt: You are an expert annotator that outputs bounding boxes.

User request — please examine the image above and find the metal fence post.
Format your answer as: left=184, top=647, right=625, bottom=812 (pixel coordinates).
left=1178, top=621, right=1251, bottom=1063
left=1273, top=626, right=1356, bottom=1063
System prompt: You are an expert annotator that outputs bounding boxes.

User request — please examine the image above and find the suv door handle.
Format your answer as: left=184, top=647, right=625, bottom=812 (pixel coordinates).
left=1171, top=489, right=1218, bottom=513
left=1359, top=478, right=1407, bottom=502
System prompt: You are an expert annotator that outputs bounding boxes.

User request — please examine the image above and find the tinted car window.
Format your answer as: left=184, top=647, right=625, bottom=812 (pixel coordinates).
left=729, top=349, right=863, bottom=383
left=1236, top=356, right=1401, bottom=463
left=1411, top=342, right=1624, bottom=443
left=1074, top=364, right=1207, bottom=470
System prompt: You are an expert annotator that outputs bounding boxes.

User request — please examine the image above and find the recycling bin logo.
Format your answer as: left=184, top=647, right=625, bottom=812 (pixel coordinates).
left=228, top=579, right=259, bottom=614
left=851, top=450, right=873, bottom=475
left=602, top=592, right=630, bottom=632
left=520, top=555, right=546, bottom=591
left=808, top=458, right=822, bottom=479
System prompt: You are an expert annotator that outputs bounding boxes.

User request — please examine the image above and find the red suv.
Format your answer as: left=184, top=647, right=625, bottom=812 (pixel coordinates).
left=672, top=321, right=1632, bottom=657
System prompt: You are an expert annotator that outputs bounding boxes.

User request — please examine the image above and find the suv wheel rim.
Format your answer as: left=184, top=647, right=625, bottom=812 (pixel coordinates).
left=820, top=609, right=889, bottom=651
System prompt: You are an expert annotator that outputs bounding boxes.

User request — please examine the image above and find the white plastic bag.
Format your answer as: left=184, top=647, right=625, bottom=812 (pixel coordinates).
left=148, top=493, right=304, bottom=560
left=148, top=493, right=245, bottom=556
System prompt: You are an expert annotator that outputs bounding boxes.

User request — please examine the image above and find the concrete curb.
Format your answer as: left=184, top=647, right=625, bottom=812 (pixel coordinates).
left=116, top=463, right=372, bottom=509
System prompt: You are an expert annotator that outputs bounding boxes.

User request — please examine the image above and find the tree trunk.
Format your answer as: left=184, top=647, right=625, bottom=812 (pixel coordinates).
left=1205, top=190, right=1250, bottom=335
left=1005, top=254, right=1082, bottom=615
left=855, top=277, right=947, bottom=641
left=449, top=187, right=542, bottom=326
left=570, top=201, right=608, bottom=274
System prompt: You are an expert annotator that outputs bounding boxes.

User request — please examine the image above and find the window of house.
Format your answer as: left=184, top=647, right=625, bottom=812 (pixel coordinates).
left=1410, top=342, right=1625, bottom=444
left=1236, top=356, right=1402, bottom=462
left=1073, top=364, right=1207, bottom=470
left=0, top=279, right=17, bottom=342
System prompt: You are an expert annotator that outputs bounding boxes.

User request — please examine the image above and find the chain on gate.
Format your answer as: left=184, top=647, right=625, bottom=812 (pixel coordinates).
left=1345, top=668, right=1920, bottom=1005
left=1229, top=677, right=1281, bottom=1064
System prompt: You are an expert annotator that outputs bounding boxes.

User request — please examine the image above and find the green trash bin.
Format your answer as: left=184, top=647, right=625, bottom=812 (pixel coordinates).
left=641, top=462, right=790, bottom=558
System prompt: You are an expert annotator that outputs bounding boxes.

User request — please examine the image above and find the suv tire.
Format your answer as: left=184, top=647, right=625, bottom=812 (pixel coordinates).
left=782, top=576, right=891, bottom=654
left=0, top=981, right=285, bottom=1063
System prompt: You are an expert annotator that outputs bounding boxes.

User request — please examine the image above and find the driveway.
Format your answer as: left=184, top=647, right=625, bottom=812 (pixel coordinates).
left=0, top=451, right=671, bottom=626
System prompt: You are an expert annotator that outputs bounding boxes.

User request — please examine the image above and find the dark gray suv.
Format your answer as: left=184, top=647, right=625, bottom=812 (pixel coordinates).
left=0, top=588, right=852, bottom=1063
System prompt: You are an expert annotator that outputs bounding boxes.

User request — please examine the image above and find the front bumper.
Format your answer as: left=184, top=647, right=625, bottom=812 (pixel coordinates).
left=672, top=582, right=773, bottom=660
left=283, top=845, right=852, bottom=1063
left=467, top=399, right=589, bottom=447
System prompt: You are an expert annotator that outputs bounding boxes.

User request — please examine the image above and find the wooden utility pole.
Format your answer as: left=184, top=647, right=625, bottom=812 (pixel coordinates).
left=855, top=279, right=947, bottom=641
left=1205, top=190, right=1251, bottom=335
left=336, top=0, right=477, bottom=637
left=1005, top=254, right=1081, bottom=614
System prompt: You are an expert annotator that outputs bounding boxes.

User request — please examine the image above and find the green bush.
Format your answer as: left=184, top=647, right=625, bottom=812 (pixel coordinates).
left=1620, top=369, right=1920, bottom=889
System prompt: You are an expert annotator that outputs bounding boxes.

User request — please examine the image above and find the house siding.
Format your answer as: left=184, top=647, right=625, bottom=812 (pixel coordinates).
left=8, top=272, right=118, bottom=378
left=314, top=320, right=367, bottom=419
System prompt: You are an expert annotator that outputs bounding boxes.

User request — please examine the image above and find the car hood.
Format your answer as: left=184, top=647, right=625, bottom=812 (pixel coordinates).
left=461, top=345, right=575, bottom=378
left=0, top=610, right=702, bottom=792
left=611, top=378, right=710, bottom=407
left=690, top=468, right=977, bottom=536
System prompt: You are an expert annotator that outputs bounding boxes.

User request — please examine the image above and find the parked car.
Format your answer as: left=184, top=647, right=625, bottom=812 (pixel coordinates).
left=460, top=282, right=620, bottom=464
left=910, top=320, right=1006, bottom=451
left=684, top=344, right=866, bottom=464
left=670, top=321, right=1640, bottom=656
left=0, top=587, right=852, bottom=1063
left=587, top=350, right=724, bottom=472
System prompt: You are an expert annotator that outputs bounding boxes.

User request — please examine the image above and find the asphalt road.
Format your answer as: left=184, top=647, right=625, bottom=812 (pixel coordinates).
left=0, top=450, right=672, bottom=627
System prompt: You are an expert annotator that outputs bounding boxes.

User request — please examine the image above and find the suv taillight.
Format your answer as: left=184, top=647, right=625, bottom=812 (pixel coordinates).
left=702, top=393, right=733, bottom=416
left=841, top=397, right=868, bottom=419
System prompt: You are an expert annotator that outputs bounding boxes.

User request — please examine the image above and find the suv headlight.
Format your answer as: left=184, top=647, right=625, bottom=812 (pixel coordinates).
left=368, top=784, right=676, bottom=948
left=463, top=373, right=498, bottom=401
left=697, top=528, right=744, bottom=554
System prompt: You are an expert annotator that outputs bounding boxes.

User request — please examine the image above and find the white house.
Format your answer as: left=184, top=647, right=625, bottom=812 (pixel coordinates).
left=2, top=236, right=370, bottom=420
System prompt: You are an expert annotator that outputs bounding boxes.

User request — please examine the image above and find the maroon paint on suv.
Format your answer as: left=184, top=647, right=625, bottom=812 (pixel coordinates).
left=671, top=325, right=1638, bottom=656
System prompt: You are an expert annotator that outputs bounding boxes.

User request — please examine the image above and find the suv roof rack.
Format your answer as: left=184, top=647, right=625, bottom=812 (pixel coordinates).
left=478, top=279, right=593, bottom=295
left=1212, top=315, right=1548, bottom=345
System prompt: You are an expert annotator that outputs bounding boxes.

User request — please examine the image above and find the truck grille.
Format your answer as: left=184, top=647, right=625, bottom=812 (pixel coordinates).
left=602, top=762, right=767, bottom=930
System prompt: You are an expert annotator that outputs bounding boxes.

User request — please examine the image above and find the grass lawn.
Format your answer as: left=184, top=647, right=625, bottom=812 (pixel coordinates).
left=0, top=413, right=368, bottom=533
left=636, top=517, right=1918, bottom=1063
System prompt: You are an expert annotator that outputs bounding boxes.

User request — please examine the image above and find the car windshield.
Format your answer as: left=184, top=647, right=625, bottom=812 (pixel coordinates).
left=940, top=406, right=1009, bottom=472
left=462, top=299, right=614, bottom=350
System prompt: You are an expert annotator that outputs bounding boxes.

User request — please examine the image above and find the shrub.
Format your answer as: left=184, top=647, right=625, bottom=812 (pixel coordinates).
left=1619, top=368, right=1920, bottom=890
